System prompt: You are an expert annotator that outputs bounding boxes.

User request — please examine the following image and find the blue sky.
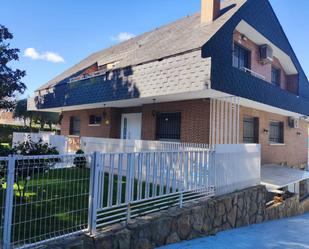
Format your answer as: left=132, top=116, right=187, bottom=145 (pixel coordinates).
left=1, top=0, right=309, bottom=97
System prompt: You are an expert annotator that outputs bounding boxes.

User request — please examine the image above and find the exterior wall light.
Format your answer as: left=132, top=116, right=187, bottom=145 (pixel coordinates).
left=263, top=129, right=269, bottom=134
left=241, top=34, right=248, bottom=41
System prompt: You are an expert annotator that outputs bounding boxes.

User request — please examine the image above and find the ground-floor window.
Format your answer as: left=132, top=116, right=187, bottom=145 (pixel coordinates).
left=269, top=121, right=284, bottom=144
left=89, top=115, right=102, bottom=126
left=69, top=116, right=81, bottom=136
left=243, top=116, right=259, bottom=143
left=156, top=112, right=181, bottom=141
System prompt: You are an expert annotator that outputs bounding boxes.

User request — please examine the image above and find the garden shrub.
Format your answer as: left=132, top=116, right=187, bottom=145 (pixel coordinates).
left=74, top=149, right=87, bottom=168
left=13, top=136, right=60, bottom=176
left=0, top=136, right=61, bottom=196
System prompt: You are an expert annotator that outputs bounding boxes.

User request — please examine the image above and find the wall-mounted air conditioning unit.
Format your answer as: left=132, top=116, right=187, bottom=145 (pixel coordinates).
left=288, top=117, right=299, bottom=129
left=259, top=44, right=273, bottom=64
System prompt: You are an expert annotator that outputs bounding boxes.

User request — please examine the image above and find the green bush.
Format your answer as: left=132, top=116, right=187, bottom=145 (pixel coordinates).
left=0, top=143, right=12, bottom=157
left=74, top=149, right=87, bottom=168
left=0, top=136, right=60, bottom=177
left=14, top=137, right=60, bottom=176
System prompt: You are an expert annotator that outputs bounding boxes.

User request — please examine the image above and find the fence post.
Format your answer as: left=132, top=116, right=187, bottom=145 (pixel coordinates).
left=179, top=191, right=183, bottom=208
left=210, top=146, right=217, bottom=196
left=3, top=155, right=16, bottom=249
left=126, top=203, right=131, bottom=224
left=88, top=151, right=101, bottom=236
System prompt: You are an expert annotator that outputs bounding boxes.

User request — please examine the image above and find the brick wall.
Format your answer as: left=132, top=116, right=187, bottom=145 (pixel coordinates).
left=0, top=111, right=14, bottom=124
left=141, top=99, right=210, bottom=144
left=61, top=107, right=142, bottom=139
left=61, top=108, right=115, bottom=138
left=0, top=110, right=26, bottom=126
left=60, top=99, right=307, bottom=166
left=239, top=106, right=308, bottom=167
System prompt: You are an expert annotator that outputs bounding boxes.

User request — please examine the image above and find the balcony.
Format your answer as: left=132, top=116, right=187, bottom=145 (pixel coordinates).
left=242, top=67, right=266, bottom=81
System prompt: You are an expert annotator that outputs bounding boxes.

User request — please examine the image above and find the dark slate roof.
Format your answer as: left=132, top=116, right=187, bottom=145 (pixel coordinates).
left=37, top=0, right=246, bottom=91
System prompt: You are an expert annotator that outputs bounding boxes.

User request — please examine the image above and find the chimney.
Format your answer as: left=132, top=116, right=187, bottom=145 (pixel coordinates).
left=201, top=0, right=221, bottom=24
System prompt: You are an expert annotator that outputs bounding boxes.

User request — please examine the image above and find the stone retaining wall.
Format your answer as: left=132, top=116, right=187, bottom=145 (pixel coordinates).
left=266, top=195, right=304, bottom=221
left=43, top=185, right=304, bottom=249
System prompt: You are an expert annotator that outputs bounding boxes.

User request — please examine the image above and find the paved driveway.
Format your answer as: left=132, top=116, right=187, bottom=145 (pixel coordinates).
left=158, top=213, right=309, bottom=249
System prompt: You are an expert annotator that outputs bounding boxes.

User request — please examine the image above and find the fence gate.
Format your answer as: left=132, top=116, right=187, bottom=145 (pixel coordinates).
left=87, top=150, right=215, bottom=234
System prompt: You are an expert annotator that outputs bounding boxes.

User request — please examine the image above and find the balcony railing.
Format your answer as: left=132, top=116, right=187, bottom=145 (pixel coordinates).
left=242, top=67, right=266, bottom=80
left=69, top=69, right=107, bottom=83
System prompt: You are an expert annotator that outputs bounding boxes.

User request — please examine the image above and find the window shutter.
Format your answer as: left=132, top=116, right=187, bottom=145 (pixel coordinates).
left=279, top=122, right=284, bottom=143
left=253, top=117, right=259, bottom=143
left=69, top=117, right=74, bottom=135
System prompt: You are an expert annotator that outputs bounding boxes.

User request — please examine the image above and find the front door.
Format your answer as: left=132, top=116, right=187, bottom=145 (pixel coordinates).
left=121, top=113, right=142, bottom=140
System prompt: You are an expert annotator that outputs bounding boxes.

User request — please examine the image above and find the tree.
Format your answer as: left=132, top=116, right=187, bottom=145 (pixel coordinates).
left=13, top=99, right=60, bottom=129
left=32, top=112, right=60, bottom=130
left=13, top=99, right=32, bottom=126
left=0, top=25, right=26, bottom=110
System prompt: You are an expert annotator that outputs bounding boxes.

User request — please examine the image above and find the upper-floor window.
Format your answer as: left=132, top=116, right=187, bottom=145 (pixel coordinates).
left=89, top=115, right=102, bottom=126
left=233, top=43, right=251, bottom=70
left=271, top=67, right=281, bottom=87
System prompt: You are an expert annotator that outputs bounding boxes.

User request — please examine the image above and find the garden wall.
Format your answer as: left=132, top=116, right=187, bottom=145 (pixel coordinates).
left=43, top=185, right=305, bottom=249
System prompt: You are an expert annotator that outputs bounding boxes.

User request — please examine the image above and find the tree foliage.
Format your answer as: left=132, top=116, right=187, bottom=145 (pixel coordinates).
left=13, top=99, right=61, bottom=129
left=32, top=111, right=60, bottom=129
left=0, top=25, right=26, bottom=110
left=13, top=98, right=31, bottom=125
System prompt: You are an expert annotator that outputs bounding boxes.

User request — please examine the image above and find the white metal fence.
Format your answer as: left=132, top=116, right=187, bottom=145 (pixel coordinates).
left=88, top=150, right=215, bottom=234
left=0, top=144, right=261, bottom=248
left=81, top=137, right=209, bottom=154
left=13, top=134, right=208, bottom=155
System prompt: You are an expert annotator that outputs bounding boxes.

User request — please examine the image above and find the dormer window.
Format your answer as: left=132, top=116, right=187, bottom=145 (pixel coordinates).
left=233, top=43, right=251, bottom=70
left=271, top=66, right=281, bottom=87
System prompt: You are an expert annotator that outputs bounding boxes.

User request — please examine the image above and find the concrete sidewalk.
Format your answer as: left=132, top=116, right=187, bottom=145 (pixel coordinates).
left=158, top=213, right=309, bottom=249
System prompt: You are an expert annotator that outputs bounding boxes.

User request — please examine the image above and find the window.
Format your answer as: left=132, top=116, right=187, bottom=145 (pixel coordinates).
left=156, top=112, right=181, bottom=141
left=89, top=115, right=102, bottom=126
left=269, top=121, right=284, bottom=144
left=271, top=67, right=281, bottom=86
left=243, top=117, right=259, bottom=143
left=233, top=43, right=251, bottom=70
left=69, top=117, right=81, bottom=136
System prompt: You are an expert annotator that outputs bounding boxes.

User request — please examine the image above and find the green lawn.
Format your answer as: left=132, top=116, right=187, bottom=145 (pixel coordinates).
left=0, top=167, right=91, bottom=245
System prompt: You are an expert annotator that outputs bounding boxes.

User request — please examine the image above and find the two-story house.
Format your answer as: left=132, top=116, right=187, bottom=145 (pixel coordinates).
left=29, top=0, right=309, bottom=169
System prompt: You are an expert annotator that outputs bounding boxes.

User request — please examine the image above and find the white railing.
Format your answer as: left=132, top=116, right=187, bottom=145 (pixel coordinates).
left=68, top=69, right=107, bottom=83
left=243, top=67, right=266, bottom=80
left=88, top=150, right=215, bottom=233
left=13, top=134, right=209, bottom=155
left=81, top=137, right=209, bottom=154
left=0, top=144, right=261, bottom=248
